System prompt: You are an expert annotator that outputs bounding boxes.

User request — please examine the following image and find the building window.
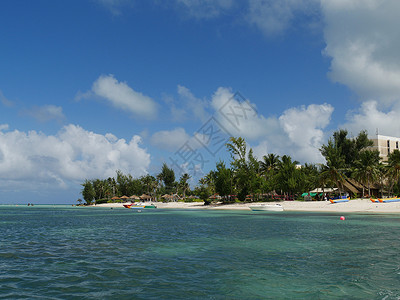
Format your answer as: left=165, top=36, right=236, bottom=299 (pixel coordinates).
left=388, top=140, right=391, bottom=154
left=396, top=141, right=399, bottom=149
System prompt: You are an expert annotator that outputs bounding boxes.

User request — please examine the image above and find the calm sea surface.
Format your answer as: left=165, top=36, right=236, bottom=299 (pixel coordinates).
left=0, top=205, right=399, bottom=299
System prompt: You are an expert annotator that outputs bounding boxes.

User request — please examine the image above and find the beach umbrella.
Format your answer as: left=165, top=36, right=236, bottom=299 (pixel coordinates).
left=140, top=194, right=151, bottom=200
left=111, top=196, right=120, bottom=200
left=129, top=195, right=140, bottom=200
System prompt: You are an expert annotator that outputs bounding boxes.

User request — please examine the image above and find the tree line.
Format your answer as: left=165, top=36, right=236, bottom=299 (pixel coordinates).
left=80, top=129, right=400, bottom=205
left=80, top=164, right=190, bottom=205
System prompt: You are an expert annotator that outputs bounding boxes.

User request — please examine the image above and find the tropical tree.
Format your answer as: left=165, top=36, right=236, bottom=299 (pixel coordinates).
left=300, top=163, right=320, bottom=194
left=260, top=153, right=280, bottom=176
left=387, top=149, right=400, bottom=196
left=81, top=179, right=95, bottom=205
left=141, top=174, right=156, bottom=197
left=320, top=139, right=347, bottom=195
left=331, top=129, right=373, bottom=170
left=160, top=163, right=176, bottom=194
left=213, top=161, right=232, bottom=202
left=275, top=155, right=301, bottom=196
left=226, top=137, right=261, bottom=201
left=107, top=177, right=117, bottom=197
left=199, top=170, right=215, bottom=195
left=179, top=173, right=191, bottom=199
left=352, top=150, right=380, bottom=197
left=116, top=170, right=130, bottom=196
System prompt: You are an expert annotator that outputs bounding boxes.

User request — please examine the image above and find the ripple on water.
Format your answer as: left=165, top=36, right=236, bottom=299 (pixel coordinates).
left=1, top=207, right=400, bottom=298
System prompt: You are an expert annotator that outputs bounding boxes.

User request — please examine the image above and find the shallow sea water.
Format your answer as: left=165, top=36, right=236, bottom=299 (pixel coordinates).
left=0, top=205, right=399, bottom=299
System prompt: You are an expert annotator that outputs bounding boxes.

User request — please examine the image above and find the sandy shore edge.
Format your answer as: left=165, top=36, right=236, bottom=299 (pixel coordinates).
left=91, top=199, right=400, bottom=213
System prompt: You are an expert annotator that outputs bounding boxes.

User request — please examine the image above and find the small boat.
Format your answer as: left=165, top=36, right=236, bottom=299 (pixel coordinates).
left=378, top=198, right=400, bottom=203
left=123, top=203, right=157, bottom=209
left=249, top=204, right=284, bottom=211
left=329, top=196, right=350, bottom=204
left=329, top=199, right=349, bottom=203
left=143, top=204, right=157, bottom=208
left=370, top=198, right=379, bottom=203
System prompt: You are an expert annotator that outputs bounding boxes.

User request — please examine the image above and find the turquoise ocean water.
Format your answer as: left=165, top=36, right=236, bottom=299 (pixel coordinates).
left=0, top=205, right=399, bottom=299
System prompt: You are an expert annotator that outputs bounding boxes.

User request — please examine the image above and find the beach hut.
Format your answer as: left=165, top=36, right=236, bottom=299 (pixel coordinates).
left=120, top=195, right=129, bottom=203
left=140, top=194, right=152, bottom=201
left=111, top=196, right=120, bottom=201
left=129, top=195, right=140, bottom=201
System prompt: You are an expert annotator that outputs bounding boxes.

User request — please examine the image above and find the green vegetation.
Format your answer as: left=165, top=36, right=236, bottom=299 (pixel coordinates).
left=80, top=129, right=400, bottom=205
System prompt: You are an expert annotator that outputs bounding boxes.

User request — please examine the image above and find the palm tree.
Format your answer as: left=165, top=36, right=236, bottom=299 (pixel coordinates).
left=179, top=173, right=191, bottom=199
left=319, top=139, right=347, bottom=196
left=319, top=164, right=347, bottom=196
left=141, top=174, right=156, bottom=197
left=275, top=155, right=300, bottom=196
left=260, top=153, right=280, bottom=174
left=352, top=150, right=380, bottom=197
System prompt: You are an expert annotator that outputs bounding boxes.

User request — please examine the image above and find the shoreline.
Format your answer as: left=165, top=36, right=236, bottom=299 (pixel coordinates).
left=92, top=199, right=400, bottom=214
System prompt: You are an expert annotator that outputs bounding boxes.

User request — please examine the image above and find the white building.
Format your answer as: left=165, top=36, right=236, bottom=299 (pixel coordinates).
left=370, top=134, right=400, bottom=161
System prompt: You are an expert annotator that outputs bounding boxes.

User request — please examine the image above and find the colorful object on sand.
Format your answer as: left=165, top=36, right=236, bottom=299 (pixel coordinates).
left=378, top=198, right=400, bottom=203
left=123, top=203, right=157, bottom=209
left=370, top=198, right=379, bottom=203
left=329, top=196, right=350, bottom=204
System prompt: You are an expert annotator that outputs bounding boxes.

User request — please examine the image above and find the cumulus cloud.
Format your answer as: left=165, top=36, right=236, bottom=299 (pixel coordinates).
left=247, top=0, right=320, bottom=36
left=89, top=74, right=157, bottom=119
left=24, top=105, right=65, bottom=123
left=167, top=85, right=209, bottom=122
left=150, top=128, right=191, bottom=151
left=0, top=124, right=150, bottom=189
left=341, top=101, right=400, bottom=138
left=322, top=0, right=400, bottom=104
left=0, top=124, right=9, bottom=131
left=150, top=127, right=205, bottom=152
left=211, top=87, right=279, bottom=141
left=279, top=103, right=334, bottom=163
left=208, top=87, right=334, bottom=163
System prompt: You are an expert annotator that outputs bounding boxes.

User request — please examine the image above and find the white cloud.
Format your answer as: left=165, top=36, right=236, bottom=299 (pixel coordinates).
left=341, top=101, right=400, bottom=138
left=0, top=124, right=150, bottom=189
left=176, top=0, right=234, bottom=19
left=90, top=74, right=157, bottom=119
left=322, top=0, right=400, bottom=104
left=150, top=127, right=205, bottom=152
left=211, top=87, right=278, bottom=141
left=25, top=105, right=65, bottom=122
left=247, top=0, right=320, bottom=36
left=279, top=103, right=334, bottom=163
left=0, top=124, right=9, bottom=131
left=168, top=85, right=209, bottom=122
left=150, top=128, right=191, bottom=152
left=208, top=87, right=333, bottom=163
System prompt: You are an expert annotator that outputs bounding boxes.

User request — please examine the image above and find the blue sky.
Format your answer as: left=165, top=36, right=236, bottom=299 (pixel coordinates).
left=1, top=0, right=400, bottom=204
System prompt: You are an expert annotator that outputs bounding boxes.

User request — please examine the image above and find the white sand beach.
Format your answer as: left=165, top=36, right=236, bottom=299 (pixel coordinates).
left=92, top=199, right=400, bottom=213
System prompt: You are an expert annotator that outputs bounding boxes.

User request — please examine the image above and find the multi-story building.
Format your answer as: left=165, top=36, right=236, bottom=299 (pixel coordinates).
left=370, top=134, right=400, bottom=161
